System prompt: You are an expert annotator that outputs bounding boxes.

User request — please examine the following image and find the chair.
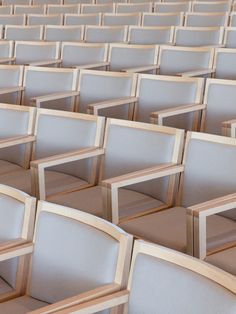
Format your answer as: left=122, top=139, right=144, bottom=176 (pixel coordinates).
left=0, top=200, right=132, bottom=313
left=0, top=108, right=105, bottom=198
left=58, top=240, right=236, bottom=314
left=108, top=43, right=159, bottom=73
left=213, top=48, right=236, bottom=79
left=60, top=42, right=108, bottom=69
left=47, top=4, right=80, bottom=14
left=44, top=25, right=84, bottom=41
left=154, top=2, right=192, bottom=13
left=174, top=26, right=224, bottom=47
left=41, top=119, right=184, bottom=224
left=81, top=3, right=115, bottom=13
left=64, top=0, right=93, bottom=3
left=223, top=27, right=236, bottom=48
left=2, top=0, right=31, bottom=4
left=102, top=13, right=141, bottom=26
left=64, top=13, right=101, bottom=25
left=5, top=25, right=44, bottom=41
left=13, top=41, right=60, bottom=67
left=142, top=12, right=184, bottom=27
left=185, top=12, right=229, bottom=27
left=85, top=25, right=128, bottom=43
left=157, top=45, right=214, bottom=76
left=128, top=26, right=174, bottom=44
left=33, top=0, right=62, bottom=4
left=0, top=65, right=24, bottom=105
left=14, top=5, right=46, bottom=14
left=0, top=14, right=26, bottom=27
left=0, top=41, right=14, bottom=64
left=0, top=5, right=13, bottom=14
left=115, top=3, right=152, bottom=13
left=27, top=14, right=63, bottom=25
left=192, top=1, right=231, bottom=12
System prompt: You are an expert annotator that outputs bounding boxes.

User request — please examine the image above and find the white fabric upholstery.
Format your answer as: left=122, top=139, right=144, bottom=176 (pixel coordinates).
left=65, top=14, right=100, bottom=26
left=206, top=247, right=236, bottom=276
left=129, top=27, right=172, bottom=45
left=85, top=26, right=126, bottom=43
left=128, top=253, right=236, bottom=313
left=143, top=13, right=182, bottom=27
left=0, top=66, right=22, bottom=105
left=215, top=52, right=236, bottom=79
left=45, top=26, right=83, bottom=41
left=5, top=26, right=43, bottom=41
left=175, top=28, right=222, bottom=47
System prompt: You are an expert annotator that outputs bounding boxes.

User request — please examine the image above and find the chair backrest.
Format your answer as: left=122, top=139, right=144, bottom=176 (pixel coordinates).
left=47, top=4, right=80, bottom=14
left=64, top=0, right=93, bottom=3
left=116, top=3, right=152, bottom=13
left=158, top=45, right=214, bottom=75
left=44, top=25, right=84, bottom=42
left=26, top=201, right=132, bottom=303
left=154, top=2, right=191, bottom=13
left=0, top=14, right=26, bottom=26
left=108, top=43, right=159, bottom=71
left=127, top=240, right=236, bottom=314
left=142, top=12, right=184, bottom=26
left=213, top=48, right=236, bottom=79
left=27, top=14, right=63, bottom=25
left=14, top=4, right=46, bottom=14
left=81, top=3, right=115, bottom=13
left=61, top=42, right=108, bottom=67
left=103, top=13, right=141, bottom=26
left=2, top=0, right=31, bottom=4
left=192, top=1, right=231, bottom=12
left=135, top=74, right=204, bottom=129
left=99, top=118, right=184, bottom=203
left=0, top=5, right=13, bottom=14
left=33, top=0, right=62, bottom=4
left=64, top=13, right=101, bottom=25
left=224, top=27, right=236, bottom=48
left=230, top=13, right=236, bottom=27
left=14, top=41, right=60, bottom=65
left=0, top=103, right=35, bottom=167
left=85, top=25, right=128, bottom=43
left=128, top=26, right=174, bottom=44
left=201, top=79, right=236, bottom=135
left=32, top=109, right=105, bottom=182
left=0, top=40, right=13, bottom=58
left=22, top=66, right=78, bottom=111
left=185, top=12, right=229, bottom=27
left=78, top=69, right=137, bottom=118
left=5, top=25, right=43, bottom=41
left=179, top=131, right=236, bottom=221
left=174, top=26, right=224, bottom=46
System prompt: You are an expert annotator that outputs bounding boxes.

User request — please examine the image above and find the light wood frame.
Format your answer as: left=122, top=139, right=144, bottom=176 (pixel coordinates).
left=102, top=12, right=142, bottom=26
left=142, top=12, right=185, bottom=27
left=84, top=25, right=128, bottom=43
left=184, top=12, right=229, bottom=27
left=0, top=200, right=133, bottom=313
left=52, top=239, right=236, bottom=314
left=64, top=13, right=102, bottom=26
left=4, top=25, right=44, bottom=41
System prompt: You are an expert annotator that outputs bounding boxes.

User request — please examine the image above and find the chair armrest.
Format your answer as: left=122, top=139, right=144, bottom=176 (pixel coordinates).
left=222, top=119, right=236, bottom=138
left=0, top=135, right=35, bottom=149
left=122, top=64, right=160, bottom=73
left=29, top=59, right=62, bottom=66
left=102, top=164, right=184, bottom=224
left=0, top=86, right=24, bottom=95
left=87, top=96, right=138, bottom=115
left=31, top=91, right=79, bottom=108
left=151, top=103, right=206, bottom=125
left=27, top=283, right=121, bottom=314
left=0, top=238, right=30, bottom=252
left=48, top=290, right=129, bottom=314
left=179, top=68, right=215, bottom=77
left=75, top=62, right=110, bottom=70
left=188, top=192, right=236, bottom=259
left=0, top=243, right=33, bottom=262
left=0, top=57, right=16, bottom=64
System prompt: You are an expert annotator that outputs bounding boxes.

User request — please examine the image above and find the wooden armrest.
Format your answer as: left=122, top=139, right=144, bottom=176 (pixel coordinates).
left=151, top=103, right=205, bottom=125
left=122, top=64, right=160, bottom=73
left=179, top=68, right=215, bottom=77
left=87, top=96, right=138, bottom=115
left=75, top=62, right=110, bottom=70
left=222, top=119, right=236, bottom=137
left=29, top=59, right=62, bottom=66
left=0, top=135, right=35, bottom=149
left=31, top=91, right=79, bottom=107
left=0, top=238, right=29, bottom=251
left=50, top=290, right=129, bottom=314
left=28, top=283, right=121, bottom=314
left=0, top=57, right=16, bottom=64
left=102, top=163, right=183, bottom=189
left=31, top=147, right=105, bottom=169
left=222, top=119, right=236, bottom=127
left=0, top=86, right=24, bottom=95
left=0, top=243, right=33, bottom=262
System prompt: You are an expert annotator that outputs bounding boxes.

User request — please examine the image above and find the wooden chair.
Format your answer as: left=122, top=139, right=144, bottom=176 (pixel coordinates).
left=0, top=200, right=132, bottom=312
left=102, top=12, right=141, bottom=26
left=154, top=2, right=192, bottom=13
left=0, top=109, right=105, bottom=200
left=47, top=4, right=80, bottom=14
left=0, top=14, right=26, bottom=27
left=14, top=5, right=46, bottom=14
left=85, top=25, right=128, bottom=43
left=46, top=119, right=184, bottom=224
left=192, top=1, right=231, bottom=12
left=56, top=240, right=236, bottom=314
left=81, top=3, right=115, bottom=13
left=142, top=12, right=184, bottom=27
left=64, top=13, right=102, bottom=25
left=0, top=5, right=13, bottom=14
left=185, top=12, right=229, bottom=27
left=128, top=26, right=174, bottom=44
left=4, top=25, right=44, bottom=41
left=27, top=14, right=63, bottom=26
left=115, top=2, right=152, bottom=13
left=44, top=25, right=84, bottom=42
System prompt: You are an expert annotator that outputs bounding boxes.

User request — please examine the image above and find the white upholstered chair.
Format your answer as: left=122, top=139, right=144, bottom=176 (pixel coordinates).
left=223, top=27, right=236, bottom=48
left=0, top=5, right=13, bottom=14
left=115, top=2, right=152, bottom=13
left=213, top=48, right=236, bottom=79
left=0, top=14, right=26, bottom=27
left=81, top=3, right=115, bottom=13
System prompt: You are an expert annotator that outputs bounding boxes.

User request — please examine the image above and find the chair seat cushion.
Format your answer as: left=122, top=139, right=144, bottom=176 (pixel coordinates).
left=0, top=277, right=13, bottom=294
left=205, top=247, right=236, bottom=276
left=120, top=207, right=236, bottom=253
left=0, top=169, right=88, bottom=197
left=0, top=160, right=22, bottom=176
left=0, top=295, right=48, bottom=314
left=49, top=185, right=165, bottom=219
